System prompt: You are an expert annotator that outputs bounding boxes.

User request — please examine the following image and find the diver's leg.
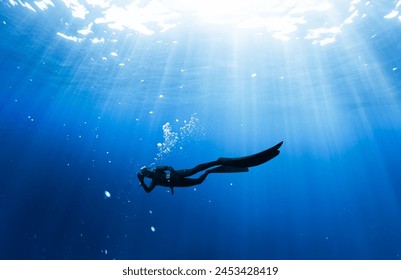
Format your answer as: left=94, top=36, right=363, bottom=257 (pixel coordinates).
left=206, top=166, right=249, bottom=173
left=176, top=171, right=210, bottom=187
left=176, top=160, right=221, bottom=177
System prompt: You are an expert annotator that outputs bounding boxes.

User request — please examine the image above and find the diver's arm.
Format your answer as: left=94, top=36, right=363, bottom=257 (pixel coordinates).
left=137, top=173, right=157, bottom=193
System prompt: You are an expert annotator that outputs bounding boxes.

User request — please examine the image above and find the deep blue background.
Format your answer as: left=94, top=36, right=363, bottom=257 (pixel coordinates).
left=1, top=2, right=401, bottom=259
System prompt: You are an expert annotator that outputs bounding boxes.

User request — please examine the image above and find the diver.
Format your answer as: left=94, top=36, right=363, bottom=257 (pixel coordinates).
left=137, top=141, right=283, bottom=194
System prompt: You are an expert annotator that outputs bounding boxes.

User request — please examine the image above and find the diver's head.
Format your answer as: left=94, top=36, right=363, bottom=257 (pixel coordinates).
left=140, top=166, right=152, bottom=177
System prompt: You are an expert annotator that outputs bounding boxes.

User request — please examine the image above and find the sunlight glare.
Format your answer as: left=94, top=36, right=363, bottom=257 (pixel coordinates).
left=9, top=0, right=375, bottom=44
left=163, top=0, right=323, bottom=24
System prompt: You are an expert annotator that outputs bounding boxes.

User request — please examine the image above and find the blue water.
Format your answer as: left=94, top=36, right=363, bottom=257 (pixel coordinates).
left=1, top=1, right=401, bottom=260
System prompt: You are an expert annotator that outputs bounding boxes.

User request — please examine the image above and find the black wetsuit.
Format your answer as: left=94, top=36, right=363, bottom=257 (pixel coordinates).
left=137, top=161, right=221, bottom=194
left=137, top=141, right=283, bottom=194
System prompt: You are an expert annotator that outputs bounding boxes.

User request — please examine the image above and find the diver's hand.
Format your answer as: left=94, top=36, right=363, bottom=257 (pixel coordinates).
left=137, top=172, right=155, bottom=193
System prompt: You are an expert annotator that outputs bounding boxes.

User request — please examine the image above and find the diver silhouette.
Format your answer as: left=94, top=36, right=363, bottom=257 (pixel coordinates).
left=137, top=141, right=283, bottom=194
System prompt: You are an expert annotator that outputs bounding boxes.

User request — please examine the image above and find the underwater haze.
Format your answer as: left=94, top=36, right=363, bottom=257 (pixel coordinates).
left=1, top=0, right=401, bottom=259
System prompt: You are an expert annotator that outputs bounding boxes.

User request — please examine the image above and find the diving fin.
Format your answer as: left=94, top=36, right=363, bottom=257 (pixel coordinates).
left=218, top=141, right=283, bottom=168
